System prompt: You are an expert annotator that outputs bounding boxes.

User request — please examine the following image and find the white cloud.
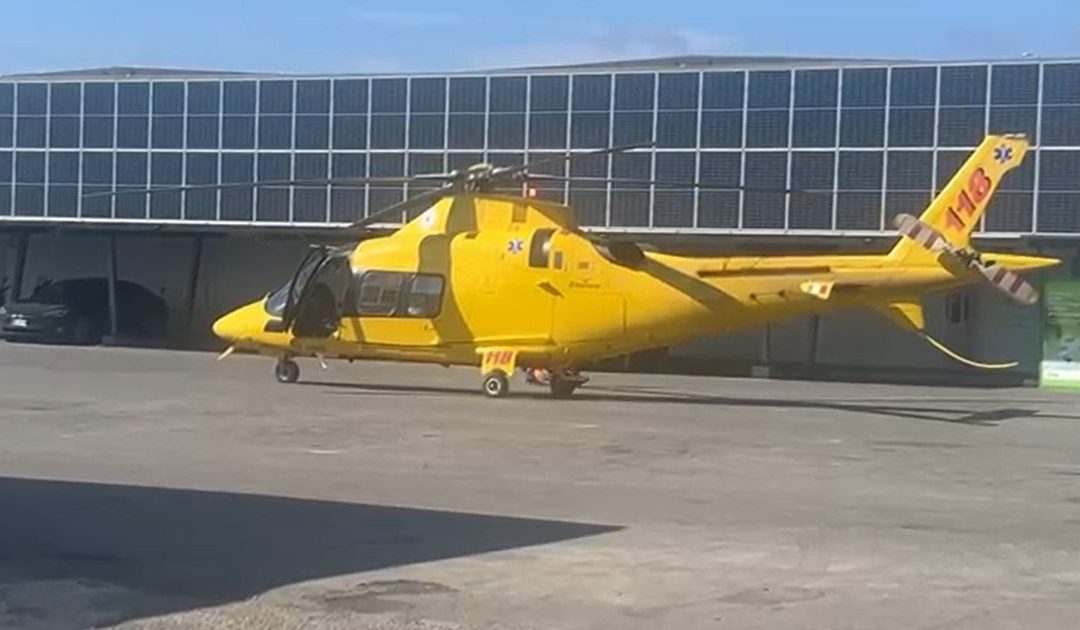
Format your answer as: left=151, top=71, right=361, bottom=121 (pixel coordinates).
left=349, top=7, right=465, bottom=28
left=592, top=27, right=731, bottom=58
left=463, top=25, right=733, bottom=69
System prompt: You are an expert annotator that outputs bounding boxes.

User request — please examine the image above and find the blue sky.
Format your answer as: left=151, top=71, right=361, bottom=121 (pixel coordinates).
left=2, top=0, right=1078, bottom=74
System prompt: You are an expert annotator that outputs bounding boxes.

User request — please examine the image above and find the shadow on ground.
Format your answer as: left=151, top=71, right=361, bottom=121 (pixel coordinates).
left=0, top=476, right=619, bottom=628
left=302, top=380, right=1077, bottom=426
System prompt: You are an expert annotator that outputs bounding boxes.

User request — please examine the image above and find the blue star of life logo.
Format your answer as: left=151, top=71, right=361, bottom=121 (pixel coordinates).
left=507, top=238, right=524, bottom=254
left=993, top=145, right=1013, bottom=164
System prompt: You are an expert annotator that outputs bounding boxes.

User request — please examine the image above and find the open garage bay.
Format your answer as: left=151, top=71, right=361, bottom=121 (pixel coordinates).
left=1, top=344, right=1080, bottom=629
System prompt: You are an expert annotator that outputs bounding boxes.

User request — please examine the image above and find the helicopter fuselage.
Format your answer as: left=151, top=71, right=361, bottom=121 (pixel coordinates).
left=211, top=193, right=1054, bottom=373
left=206, top=134, right=1059, bottom=397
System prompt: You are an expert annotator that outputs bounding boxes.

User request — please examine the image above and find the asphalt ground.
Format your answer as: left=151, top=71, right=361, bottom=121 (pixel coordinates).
left=1, top=343, right=1079, bottom=629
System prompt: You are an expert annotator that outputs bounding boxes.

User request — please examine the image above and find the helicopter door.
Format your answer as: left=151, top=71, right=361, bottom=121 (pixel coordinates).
left=272, top=247, right=352, bottom=339
left=342, top=271, right=445, bottom=347
left=265, top=247, right=325, bottom=333
left=551, top=234, right=626, bottom=344
left=493, top=229, right=556, bottom=341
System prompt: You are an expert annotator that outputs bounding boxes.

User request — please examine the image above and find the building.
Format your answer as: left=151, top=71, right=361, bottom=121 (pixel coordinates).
left=1, top=56, right=1078, bottom=383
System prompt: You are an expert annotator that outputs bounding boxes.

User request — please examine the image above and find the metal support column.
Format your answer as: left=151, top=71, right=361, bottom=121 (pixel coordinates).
left=184, top=236, right=204, bottom=340
left=754, top=323, right=773, bottom=378
left=7, top=232, right=28, bottom=306
left=807, top=315, right=821, bottom=367
left=107, top=234, right=119, bottom=338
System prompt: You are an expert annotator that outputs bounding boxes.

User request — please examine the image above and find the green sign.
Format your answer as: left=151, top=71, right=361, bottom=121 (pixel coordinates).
left=1041, top=280, right=1080, bottom=389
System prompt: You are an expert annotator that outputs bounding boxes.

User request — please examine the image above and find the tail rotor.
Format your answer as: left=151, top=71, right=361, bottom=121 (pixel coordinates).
left=893, top=213, right=1039, bottom=306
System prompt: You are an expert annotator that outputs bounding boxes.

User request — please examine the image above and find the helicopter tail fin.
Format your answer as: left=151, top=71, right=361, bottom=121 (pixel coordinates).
left=887, top=134, right=1029, bottom=264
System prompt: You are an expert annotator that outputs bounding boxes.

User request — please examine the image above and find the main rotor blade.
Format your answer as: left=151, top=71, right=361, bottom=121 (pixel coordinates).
left=527, top=175, right=811, bottom=194
left=81, top=176, right=427, bottom=199
left=343, top=185, right=451, bottom=233
left=504, top=142, right=656, bottom=178
left=410, top=171, right=459, bottom=181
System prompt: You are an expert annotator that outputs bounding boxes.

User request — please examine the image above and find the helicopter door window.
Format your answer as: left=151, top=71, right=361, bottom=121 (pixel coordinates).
left=404, top=275, right=444, bottom=318
left=351, top=271, right=445, bottom=318
left=355, top=271, right=406, bottom=316
left=529, top=229, right=555, bottom=268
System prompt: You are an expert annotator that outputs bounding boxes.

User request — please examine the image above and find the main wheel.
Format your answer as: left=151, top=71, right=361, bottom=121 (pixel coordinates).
left=482, top=371, right=509, bottom=398
left=275, top=359, right=300, bottom=384
left=549, top=379, right=579, bottom=398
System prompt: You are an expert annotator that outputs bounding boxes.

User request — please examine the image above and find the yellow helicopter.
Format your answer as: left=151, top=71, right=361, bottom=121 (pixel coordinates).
left=119, top=134, right=1058, bottom=398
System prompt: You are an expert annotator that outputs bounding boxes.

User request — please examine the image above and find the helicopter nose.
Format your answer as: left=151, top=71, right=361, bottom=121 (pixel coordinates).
left=212, top=308, right=246, bottom=341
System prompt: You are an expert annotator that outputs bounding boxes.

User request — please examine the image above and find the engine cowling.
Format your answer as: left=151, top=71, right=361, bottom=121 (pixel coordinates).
left=593, top=240, right=646, bottom=268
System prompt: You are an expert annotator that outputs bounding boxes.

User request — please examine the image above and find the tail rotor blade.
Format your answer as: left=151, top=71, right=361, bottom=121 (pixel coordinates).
left=893, top=213, right=1039, bottom=306
left=893, top=213, right=952, bottom=255
left=975, top=261, right=1040, bottom=306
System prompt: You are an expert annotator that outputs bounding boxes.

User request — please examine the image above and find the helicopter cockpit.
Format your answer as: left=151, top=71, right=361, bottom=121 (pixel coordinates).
left=263, top=246, right=352, bottom=337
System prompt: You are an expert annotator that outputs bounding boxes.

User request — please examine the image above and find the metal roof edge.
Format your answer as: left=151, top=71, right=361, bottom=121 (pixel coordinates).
left=5, top=54, right=1080, bottom=81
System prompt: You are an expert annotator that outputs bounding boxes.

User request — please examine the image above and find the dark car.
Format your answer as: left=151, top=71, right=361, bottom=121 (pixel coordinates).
left=0, top=278, right=168, bottom=344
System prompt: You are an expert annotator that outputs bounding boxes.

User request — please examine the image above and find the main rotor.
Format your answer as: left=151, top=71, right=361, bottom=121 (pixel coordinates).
left=85, top=142, right=804, bottom=240
left=426, top=162, right=514, bottom=191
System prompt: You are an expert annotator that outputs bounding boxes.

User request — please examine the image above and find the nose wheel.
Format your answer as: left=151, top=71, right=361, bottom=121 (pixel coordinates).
left=274, top=358, right=300, bottom=384
left=481, top=370, right=509, bottom=398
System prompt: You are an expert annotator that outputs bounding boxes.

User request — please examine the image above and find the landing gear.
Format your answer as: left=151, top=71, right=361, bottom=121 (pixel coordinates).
left=523, top=367, right=589, bottom=398
left=482, top=370, right=509, bottom=398
left=275, top=358, right=300, bottom=384
left=480, top=357, right=589, bottom=400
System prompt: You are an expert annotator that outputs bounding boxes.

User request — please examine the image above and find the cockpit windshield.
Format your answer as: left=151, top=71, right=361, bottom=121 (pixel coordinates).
left=264, top=251, right=326, bottom=317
